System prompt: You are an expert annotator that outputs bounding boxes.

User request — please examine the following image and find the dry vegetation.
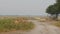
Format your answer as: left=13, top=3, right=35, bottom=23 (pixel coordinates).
left=52, top=21, right=60, bottom=27
left=0, top=16, right=34, bottom=32
left=37, top=16, right=60, bottom=27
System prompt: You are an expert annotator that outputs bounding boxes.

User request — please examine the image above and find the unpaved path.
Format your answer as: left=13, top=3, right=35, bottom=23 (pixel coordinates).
left=1, top=20, right=60, bottom=34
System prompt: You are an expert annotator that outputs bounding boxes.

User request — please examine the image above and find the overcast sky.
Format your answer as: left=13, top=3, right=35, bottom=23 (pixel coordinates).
left=0, top=0, right=56, bottom=15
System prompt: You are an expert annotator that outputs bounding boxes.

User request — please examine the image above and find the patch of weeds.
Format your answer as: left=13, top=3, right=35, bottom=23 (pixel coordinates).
left=0, top=18, right=35, bottom=32
left=53, top=21, right=60, bottom=27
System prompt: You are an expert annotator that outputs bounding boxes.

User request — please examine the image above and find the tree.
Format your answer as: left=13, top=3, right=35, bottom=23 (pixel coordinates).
left=46, top=3, right=60, bottom=20
left=56, top=0, right=60, bottom=3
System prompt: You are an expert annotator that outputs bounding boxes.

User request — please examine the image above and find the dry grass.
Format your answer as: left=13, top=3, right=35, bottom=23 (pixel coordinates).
left=0, top=17, right=34, bottom=32
left=52, top=21, right=60, bottom=27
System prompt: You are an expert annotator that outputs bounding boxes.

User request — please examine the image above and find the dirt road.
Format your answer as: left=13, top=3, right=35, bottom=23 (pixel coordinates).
left=1, top=20, right=60, bottom=34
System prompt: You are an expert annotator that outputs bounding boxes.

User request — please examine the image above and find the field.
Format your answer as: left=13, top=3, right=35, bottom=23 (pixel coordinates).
left=0, top=16, right=35, bottom=32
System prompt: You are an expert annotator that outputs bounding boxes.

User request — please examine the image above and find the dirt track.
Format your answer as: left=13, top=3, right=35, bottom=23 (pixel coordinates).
left=1, top=20, right=60, bottom=34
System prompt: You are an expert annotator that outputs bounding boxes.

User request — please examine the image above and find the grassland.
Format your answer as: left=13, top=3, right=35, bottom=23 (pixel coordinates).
left=0, top=17, right=34, bottom=32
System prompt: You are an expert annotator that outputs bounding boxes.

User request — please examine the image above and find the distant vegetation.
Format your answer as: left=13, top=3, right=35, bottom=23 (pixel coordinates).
left=0, top=17, right=34, bottom=32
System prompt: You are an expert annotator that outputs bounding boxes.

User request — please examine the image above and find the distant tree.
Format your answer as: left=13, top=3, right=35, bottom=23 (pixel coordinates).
left=46, top=3, right=60, bottom=20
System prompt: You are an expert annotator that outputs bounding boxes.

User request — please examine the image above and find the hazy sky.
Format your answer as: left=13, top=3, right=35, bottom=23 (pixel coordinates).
left=0, top=0, right=56, bottom=15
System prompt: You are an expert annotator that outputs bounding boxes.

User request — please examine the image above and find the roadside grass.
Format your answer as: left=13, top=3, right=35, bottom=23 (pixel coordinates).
left=53, top=21, right=60, bottom=27
left=0, top=18, right=34, bottom=32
